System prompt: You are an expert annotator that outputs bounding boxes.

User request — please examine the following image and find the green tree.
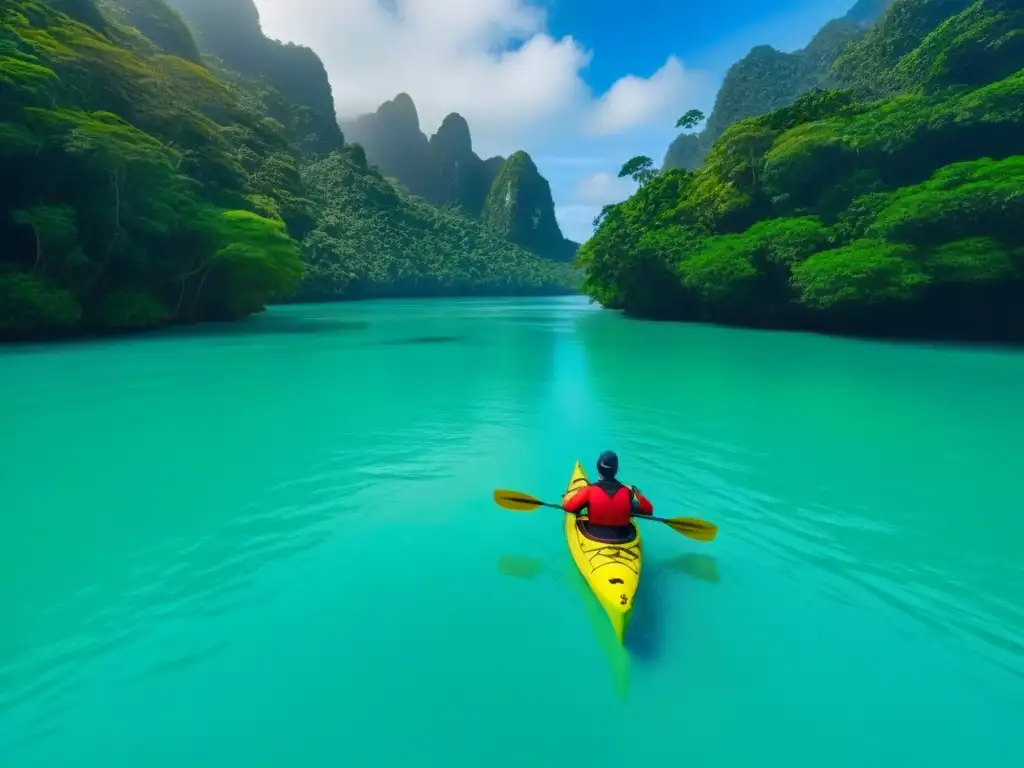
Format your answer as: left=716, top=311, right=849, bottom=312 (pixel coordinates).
left=675, top=109, right=705, bottom=130
left=0, top=269, right=82, bottom=336
left=10, top=205, right=82, bottom=275
left=618, top=155, right=655, bottom=186
left=791, top=240, right=929, bottom=309
left=202, top=209, right=305, bottom=318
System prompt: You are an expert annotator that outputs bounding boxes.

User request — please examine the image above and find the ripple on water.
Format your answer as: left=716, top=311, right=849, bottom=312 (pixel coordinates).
left=140, top=640, right=231, bottom=680
left=607, top=406, right=1024, bottom=687
left=0, top=461, right=373, bottom=741
left=3, top=298, right=1023, bottom=766
left=738, top=494, right=1024, bottom=681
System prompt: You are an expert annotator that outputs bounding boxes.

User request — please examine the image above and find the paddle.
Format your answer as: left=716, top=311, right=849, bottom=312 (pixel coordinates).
left=492, top=489, right=719, bottom=543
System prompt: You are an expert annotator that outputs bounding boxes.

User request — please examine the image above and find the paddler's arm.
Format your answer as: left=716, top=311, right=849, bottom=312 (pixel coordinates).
left=630, top=486, right=653, bottom=516
left=562, top=485, right=591, bottom=515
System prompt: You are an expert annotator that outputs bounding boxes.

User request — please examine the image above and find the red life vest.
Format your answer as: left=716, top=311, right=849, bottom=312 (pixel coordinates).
left=578, top=480, right=634, bottom=527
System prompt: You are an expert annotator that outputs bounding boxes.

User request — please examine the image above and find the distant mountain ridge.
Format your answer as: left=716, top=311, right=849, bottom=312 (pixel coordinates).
left=341, top=95, right=579, bottom=262
left=663, top=0, right=897, bottom=171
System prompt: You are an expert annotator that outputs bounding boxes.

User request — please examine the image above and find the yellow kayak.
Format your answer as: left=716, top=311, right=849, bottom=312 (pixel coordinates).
left=562, top=459, right=642, bottom=643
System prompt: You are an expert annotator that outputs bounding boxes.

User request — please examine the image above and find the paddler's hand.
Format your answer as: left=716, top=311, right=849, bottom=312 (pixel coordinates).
left=630, top=485, right=641, bottom=496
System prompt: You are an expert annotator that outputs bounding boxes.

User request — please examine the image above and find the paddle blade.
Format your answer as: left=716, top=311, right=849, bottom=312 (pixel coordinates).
left=493, top=489, right=544, bottom=512
left=665, top=516, right=719, bottom=542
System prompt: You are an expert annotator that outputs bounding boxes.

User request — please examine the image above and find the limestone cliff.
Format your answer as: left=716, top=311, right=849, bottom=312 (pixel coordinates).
left=165, top=0, right=343, bottom=154
left=342, top=95, right=577, bottom=260
left=482, top=152, right=577, bottom=262
left=428, top=113, right=492, bottom=218
left=340, top=94, right=435, bottom=199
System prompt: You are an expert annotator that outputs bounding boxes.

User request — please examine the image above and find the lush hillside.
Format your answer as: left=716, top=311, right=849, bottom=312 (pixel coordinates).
left=164, top=3, right=579, bottom=297
left=163, top=0, right=342, bottom=155
left=832, top=0, right=1004, bottom=96
left=663, top=0, right=896, bottom=171
left=341, top=94, right=579, bottom=262
left=0, top=0, right=576, bottom=340
left=98, top=0, right=201, bottom=63
left=295, top=148, right=578, bottom=301
left=0, top=0, right=308, bottom=339
left=582, top=0, right=1024, bottom=343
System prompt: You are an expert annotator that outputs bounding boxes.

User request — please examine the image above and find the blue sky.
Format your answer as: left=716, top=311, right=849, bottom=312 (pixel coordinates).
left=257, top=0, right=859, bottom=241
left=535, top=0, right=857, bottom=242
left=543, top=0, right=851, bottom=93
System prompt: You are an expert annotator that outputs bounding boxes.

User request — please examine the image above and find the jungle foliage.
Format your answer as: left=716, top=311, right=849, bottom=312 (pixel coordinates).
left=295, top=148, right=578, bottom=301
left=0, top=0, right=576, bottom=339
left=580, top=0, right=1024, bottom=342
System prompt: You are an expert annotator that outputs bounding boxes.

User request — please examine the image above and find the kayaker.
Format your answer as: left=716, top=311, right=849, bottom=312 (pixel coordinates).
left=562, top=450, right=653, bottom=542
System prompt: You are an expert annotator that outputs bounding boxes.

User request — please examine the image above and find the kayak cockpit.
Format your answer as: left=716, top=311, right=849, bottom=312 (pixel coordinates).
left=576, top=518, right=638, bottom=544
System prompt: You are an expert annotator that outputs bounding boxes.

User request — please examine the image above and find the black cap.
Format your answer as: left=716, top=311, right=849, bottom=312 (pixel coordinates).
left=597, top=450, right=619, bottom=478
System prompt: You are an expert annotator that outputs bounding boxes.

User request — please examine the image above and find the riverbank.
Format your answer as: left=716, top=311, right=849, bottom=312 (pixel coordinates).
left=0, top=288, right=582, bottom=345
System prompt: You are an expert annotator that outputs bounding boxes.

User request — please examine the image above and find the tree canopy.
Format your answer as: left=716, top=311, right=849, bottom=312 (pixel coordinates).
left=662, top=0, right=898, bottom=171
left=618, top=156, right=656, bottom=186
left=294, top=149, right=578, bottom=301
left=580, top=0, right=1024, bottom=343
left=0, top=0, right=578, bottom=340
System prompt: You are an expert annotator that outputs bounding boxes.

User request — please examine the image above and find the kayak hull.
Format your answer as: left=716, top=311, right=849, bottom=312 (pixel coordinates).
left=563, top=459, right=642, bottom=643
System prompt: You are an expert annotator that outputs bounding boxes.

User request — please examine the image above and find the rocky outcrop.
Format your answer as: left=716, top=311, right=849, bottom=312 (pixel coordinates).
left=164, top=0, right=343, bottom=153
left=482, top=152, right=577, bottom=262
left=340, top=94, right=435, bottom=198
left=428, top=113, right=493, bottom=218
left=342, top=95, right=577, bottom=260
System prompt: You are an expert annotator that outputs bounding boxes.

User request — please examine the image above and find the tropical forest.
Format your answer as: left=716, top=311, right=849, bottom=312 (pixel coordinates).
left=2, top=0, right=1023, bottom=343
left=0, top=0, right=579, bottom=339
left=583, top=0, right=1024, bottom=342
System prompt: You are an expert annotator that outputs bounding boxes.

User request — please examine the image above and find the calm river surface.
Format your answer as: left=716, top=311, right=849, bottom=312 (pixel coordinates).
left=2, top=296, right=1023, bottom=766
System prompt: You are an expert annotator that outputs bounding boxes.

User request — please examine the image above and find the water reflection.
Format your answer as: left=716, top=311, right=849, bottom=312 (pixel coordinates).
left=566, top=567, right=632, bottom=702
left=495, top=550, right=632, bottom=700
left=161, top=315, right=370, bottom=340
left=369, top=335, right=464, bottom=346
left=572, top=304, right=1024, bottom=681
left=624, top=564, right=663, bottom=663
left=496, top=553, right=545, bottom=580
left=665, top=553, right=721, bottom=584
left=496, top=547, right=723, bottom=696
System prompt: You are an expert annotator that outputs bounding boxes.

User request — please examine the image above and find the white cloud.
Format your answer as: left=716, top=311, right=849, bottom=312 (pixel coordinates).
left=555, top=205, right=602, bottom=245
left=553, top=172, right=637, bottom=243
left=573, top=171, right=636, bottom=206
left=587, top=56, right=710, bottom=136
left=248, top=0, right=860, bottom=248
left=252, top=0, right=710, bottom=158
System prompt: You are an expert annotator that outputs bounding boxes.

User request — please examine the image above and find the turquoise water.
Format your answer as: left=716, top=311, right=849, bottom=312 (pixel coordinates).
left=2, top=296, right=1023, bottom=767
